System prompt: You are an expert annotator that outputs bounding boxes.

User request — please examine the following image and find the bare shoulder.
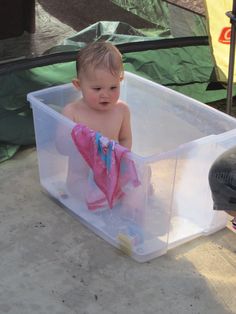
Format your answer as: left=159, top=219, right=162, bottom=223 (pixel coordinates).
left=62, top=101, right=77, bottom=114
left=62, top=101, right=80, bottom=121
left=116, top=99, right=130, bottom=115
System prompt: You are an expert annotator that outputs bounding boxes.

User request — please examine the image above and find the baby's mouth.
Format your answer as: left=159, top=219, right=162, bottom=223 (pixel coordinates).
left=100, top=101, right=109, bottom=106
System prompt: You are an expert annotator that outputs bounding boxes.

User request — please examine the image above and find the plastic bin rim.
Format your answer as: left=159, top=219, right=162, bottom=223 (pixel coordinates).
left=28, top=71, right=236, bottom=125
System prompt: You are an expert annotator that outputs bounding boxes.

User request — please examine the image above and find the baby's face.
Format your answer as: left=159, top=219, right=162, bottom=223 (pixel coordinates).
left=78, top=67, right=122, bottom=112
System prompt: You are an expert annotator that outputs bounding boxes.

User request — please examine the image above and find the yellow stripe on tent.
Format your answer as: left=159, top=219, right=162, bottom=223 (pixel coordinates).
left=204, top=0, right=234, bottom=82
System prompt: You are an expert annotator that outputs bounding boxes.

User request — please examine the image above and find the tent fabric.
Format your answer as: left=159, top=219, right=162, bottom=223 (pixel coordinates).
left=204, top=0, right=233, bottom=83
left=0, top=143, right=19, bottom=163
left=123, top=46, right=213, bottom=87
left=63, top=21, right=171, bottom=47
left=111, top=0, right=207, bottom=37
left=0, top=62, right=75, bottom=162
left=122, top=47, right=233, bottom=103
left=111, top=0, right=170, bottom=31
left=0, top=0, right=206, bottom=63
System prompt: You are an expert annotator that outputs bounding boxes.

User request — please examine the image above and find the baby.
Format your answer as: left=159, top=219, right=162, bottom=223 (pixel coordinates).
left=62, top=41, right=132, bottom=149
left=61, top=41, right=133, bottom=204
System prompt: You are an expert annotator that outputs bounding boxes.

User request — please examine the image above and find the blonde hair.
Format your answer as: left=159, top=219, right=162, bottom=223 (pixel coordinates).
left=76, top=41, right=123, bottom=78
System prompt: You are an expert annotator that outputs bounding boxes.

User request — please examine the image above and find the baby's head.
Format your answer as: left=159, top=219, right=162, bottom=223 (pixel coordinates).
left=73, top=42, right=124, bottom=112
left=76, top=41, right=124, bottom=80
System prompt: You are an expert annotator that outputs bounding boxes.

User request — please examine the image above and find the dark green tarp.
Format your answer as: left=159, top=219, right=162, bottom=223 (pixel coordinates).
left=0, top=62, right=75, bottom=162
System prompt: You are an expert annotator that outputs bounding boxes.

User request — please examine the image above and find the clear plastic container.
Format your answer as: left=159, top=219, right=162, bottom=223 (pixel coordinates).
left=27, top=71, right=236, bottom=262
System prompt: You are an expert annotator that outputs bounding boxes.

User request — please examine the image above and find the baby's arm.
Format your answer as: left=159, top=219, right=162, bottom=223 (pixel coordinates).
left=119, top=103, right=132, bottom=150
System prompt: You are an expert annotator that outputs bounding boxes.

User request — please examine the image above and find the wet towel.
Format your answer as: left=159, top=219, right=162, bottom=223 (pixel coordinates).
left=71, top=123, right=140, bottom=209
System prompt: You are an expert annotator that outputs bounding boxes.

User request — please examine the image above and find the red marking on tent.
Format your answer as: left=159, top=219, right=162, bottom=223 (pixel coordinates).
left=218, top=27, right=231, bottom=44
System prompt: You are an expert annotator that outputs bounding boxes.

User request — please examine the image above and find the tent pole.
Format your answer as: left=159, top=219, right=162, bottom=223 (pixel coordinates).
left=226, top=0, right=236, bottom=115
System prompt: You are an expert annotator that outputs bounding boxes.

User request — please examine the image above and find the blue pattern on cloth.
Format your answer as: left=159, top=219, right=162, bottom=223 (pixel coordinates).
left=95, top=132, right=116, bottom=172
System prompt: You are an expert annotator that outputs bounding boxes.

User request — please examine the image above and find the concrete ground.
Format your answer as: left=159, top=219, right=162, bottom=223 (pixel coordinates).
left=0, top=147, right=235, bottom=314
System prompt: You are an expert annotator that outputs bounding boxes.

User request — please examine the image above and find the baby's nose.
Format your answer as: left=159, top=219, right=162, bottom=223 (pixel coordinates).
left=101, top=90, right=109, bottom=97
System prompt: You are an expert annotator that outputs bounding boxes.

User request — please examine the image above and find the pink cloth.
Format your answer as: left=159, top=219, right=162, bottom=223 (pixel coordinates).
left=71, top=123, right=140, bottom=209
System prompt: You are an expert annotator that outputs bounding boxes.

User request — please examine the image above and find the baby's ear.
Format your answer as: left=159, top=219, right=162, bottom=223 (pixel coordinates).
left=72, top=78, right=81, bottom=90
left=120, top=72, right=124, bottom=82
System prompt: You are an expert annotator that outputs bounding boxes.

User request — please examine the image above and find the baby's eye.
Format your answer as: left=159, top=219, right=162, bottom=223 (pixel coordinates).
left=110, top=86, right=117, bottom=90
left=93, top=87, right=101, bottom=91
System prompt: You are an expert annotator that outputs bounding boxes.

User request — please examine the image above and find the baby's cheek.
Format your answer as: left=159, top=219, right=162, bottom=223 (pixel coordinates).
left=87, top=93, right=99, bottom=103
left=111, top=90, right=120, bottom=101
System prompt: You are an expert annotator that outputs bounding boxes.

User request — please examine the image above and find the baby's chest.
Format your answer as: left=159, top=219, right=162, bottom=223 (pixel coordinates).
left=93, top=117, right=122, bottom=139
left=78, top=109, right=123, bottom=139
